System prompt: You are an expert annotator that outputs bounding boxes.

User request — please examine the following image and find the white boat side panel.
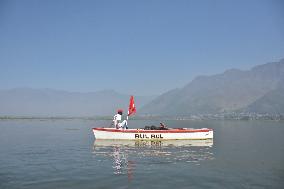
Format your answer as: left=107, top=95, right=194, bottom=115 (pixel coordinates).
left=93, top=129, right=213, bottom=140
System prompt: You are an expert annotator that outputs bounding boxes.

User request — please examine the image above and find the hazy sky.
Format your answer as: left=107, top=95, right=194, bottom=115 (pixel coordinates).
left=0, top=0, right=283, bottom=95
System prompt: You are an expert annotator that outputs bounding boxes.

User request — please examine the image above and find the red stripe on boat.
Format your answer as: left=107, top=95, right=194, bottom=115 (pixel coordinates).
left=92, top=128, right=212, bottom=133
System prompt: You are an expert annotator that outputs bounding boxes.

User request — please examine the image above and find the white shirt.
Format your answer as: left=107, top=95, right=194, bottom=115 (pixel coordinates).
left=113, top=114, right=128, bottom=129
left=113, top=114, right=121, bottom=128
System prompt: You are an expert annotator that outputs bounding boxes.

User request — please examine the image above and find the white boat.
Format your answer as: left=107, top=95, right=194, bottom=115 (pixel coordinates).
left=92, top=127, right=213, bottom=140
left=92, top=96, right=213, bottom=140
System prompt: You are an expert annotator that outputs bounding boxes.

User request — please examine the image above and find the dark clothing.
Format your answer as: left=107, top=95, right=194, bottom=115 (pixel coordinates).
left=144, top=125, right=168, bottom=130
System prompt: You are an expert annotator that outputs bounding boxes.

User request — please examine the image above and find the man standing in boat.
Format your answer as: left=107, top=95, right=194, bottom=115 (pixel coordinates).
left=113, top=109, right=128, bottom=129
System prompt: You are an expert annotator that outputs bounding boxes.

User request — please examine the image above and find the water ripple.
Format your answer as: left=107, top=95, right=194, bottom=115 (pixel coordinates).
left=93, top=140, right=214, bottom=175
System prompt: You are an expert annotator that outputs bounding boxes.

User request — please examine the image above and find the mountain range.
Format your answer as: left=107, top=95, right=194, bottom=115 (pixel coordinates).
left=1, top=59, right=283, bottom=117
left=140, top=59, right=284, bottom=115
left=0, top=89, right=155, bottom=116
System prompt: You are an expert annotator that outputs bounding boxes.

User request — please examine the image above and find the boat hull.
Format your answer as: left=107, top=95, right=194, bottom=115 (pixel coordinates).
left=92, top=128, right=213, bottom=140
left=94, top=139, right=213, bottom=147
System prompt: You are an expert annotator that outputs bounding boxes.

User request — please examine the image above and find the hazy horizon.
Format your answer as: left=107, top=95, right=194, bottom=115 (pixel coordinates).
left=0, top=58, right=283, bottom=96
left=1, top=0, right=284, bottom=95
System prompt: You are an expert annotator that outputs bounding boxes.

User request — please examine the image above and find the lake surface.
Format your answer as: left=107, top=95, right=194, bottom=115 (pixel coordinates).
left=0, top=119, right=283, bottom=189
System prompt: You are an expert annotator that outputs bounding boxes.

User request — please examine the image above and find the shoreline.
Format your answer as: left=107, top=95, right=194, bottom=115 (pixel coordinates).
left=1, top=114, right=283, bottom=121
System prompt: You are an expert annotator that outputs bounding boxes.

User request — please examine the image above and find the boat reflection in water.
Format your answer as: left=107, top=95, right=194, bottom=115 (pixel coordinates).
left=93, top=140, right=214, bottom=179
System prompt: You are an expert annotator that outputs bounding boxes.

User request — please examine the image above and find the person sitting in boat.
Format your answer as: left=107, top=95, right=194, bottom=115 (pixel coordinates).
left=113, top=109, right=128, bottom=129
left=159, top=122, right=168, bottom=130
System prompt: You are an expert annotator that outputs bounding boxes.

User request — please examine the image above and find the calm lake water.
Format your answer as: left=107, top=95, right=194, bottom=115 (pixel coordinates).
left=0, top=119, right=283, bottom=189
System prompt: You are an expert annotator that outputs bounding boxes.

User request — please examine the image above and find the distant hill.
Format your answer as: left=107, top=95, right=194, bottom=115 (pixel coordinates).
left=140, top=59, right=284, bottom=115
left=1, top=59, right=284, bottom=117
left=0, top=88, right=155, bottom=116
left=245, top=86, right=284, bottom=114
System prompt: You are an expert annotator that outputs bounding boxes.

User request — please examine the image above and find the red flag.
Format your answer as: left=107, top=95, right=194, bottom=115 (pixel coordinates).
left=128, top=95, right=136, bottom=116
